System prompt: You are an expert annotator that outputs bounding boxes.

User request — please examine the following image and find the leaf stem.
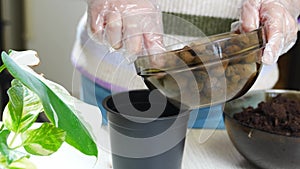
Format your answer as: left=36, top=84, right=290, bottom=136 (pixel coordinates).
left=0, top=124, right=4, bottom=131
left=0, top=65, right=5, bottom=73
left=8, top=133, right=19, bottom=148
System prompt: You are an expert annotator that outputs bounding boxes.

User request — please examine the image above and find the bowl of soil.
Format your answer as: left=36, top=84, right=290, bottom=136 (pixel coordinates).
left=135, top=27, right=266, bottom=109
left=223, top=89, right=300, bottom=169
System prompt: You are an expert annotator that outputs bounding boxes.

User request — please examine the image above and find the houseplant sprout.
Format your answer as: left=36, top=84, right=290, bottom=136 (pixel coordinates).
left=0, top=50, right=98, bottom=169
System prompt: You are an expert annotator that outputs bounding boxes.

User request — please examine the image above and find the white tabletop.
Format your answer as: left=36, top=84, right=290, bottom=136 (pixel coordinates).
left=28, top=128, right=257, bottom=169
left=22, top=101, right=257, bottom=169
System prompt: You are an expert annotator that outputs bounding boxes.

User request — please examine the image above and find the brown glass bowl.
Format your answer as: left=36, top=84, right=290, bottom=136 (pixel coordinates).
left=135, top=28, right=266, bottom=109
left=223, top=89, right=300, bottom=169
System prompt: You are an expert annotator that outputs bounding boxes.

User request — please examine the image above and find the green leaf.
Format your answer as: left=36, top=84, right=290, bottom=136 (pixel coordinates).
left=21, top=123, right=66, bottom=156
left=0, top=130, right=10, bottom=151
left=3, top=81, right=24, bottom=132
left=0, top=64, right=6, bottom=73
left=3, top=103, right=20, bottom=133
left=7, top=157, right=37, bottom=169
left=3, top=80, right=42, bottom=133
left=16, top=80, right=43, bottom=133
left=1, top=51, right=98, bottom=157
left=0, top=156, right=8, bottom=169
left=0, top=130, right=29, bottom=165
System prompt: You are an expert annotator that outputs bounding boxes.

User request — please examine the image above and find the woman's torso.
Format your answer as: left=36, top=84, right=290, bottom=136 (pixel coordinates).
left=71, top=0, right=278, bottom=92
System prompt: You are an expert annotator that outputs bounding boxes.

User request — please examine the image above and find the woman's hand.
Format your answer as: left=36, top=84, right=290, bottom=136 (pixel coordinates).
left=87, top=0, right=165, bottom=58
left=239, top=0, right=300, bottom=64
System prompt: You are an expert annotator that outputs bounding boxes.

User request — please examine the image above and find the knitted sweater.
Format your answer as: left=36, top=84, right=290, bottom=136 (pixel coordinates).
left=71, top=0, right=278, bottom=92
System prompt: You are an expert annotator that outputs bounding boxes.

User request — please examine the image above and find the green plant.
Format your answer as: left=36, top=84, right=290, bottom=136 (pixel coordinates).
left=0, top=50, right=98, bottom=169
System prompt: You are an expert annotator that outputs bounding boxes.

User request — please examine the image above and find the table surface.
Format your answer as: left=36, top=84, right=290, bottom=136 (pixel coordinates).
left=28, top=128, right=258, bottom=169
left=19, top=101, right=258, bottom=169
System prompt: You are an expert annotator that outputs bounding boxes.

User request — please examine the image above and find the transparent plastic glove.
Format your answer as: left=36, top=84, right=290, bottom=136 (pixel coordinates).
left=237, top=0, right=300, bottom=64
left=87, top=0, right=165, bottom=61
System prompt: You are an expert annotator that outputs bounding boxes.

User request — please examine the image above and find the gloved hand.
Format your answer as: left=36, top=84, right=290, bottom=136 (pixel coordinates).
left=238, top=0, right=300, bottom=64
left=86, top=0, right=165, bottom=60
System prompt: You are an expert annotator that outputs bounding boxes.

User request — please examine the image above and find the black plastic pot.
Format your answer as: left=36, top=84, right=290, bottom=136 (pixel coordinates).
left=103, top=90, right=191, bottom=169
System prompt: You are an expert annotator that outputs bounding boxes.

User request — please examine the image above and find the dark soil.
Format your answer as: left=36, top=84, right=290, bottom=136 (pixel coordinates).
left=234, top=94, right=300, bottom=136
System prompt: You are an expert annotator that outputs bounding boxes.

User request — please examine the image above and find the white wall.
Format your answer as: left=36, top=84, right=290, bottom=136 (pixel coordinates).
left=24, top=0, right=86, bottom=97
